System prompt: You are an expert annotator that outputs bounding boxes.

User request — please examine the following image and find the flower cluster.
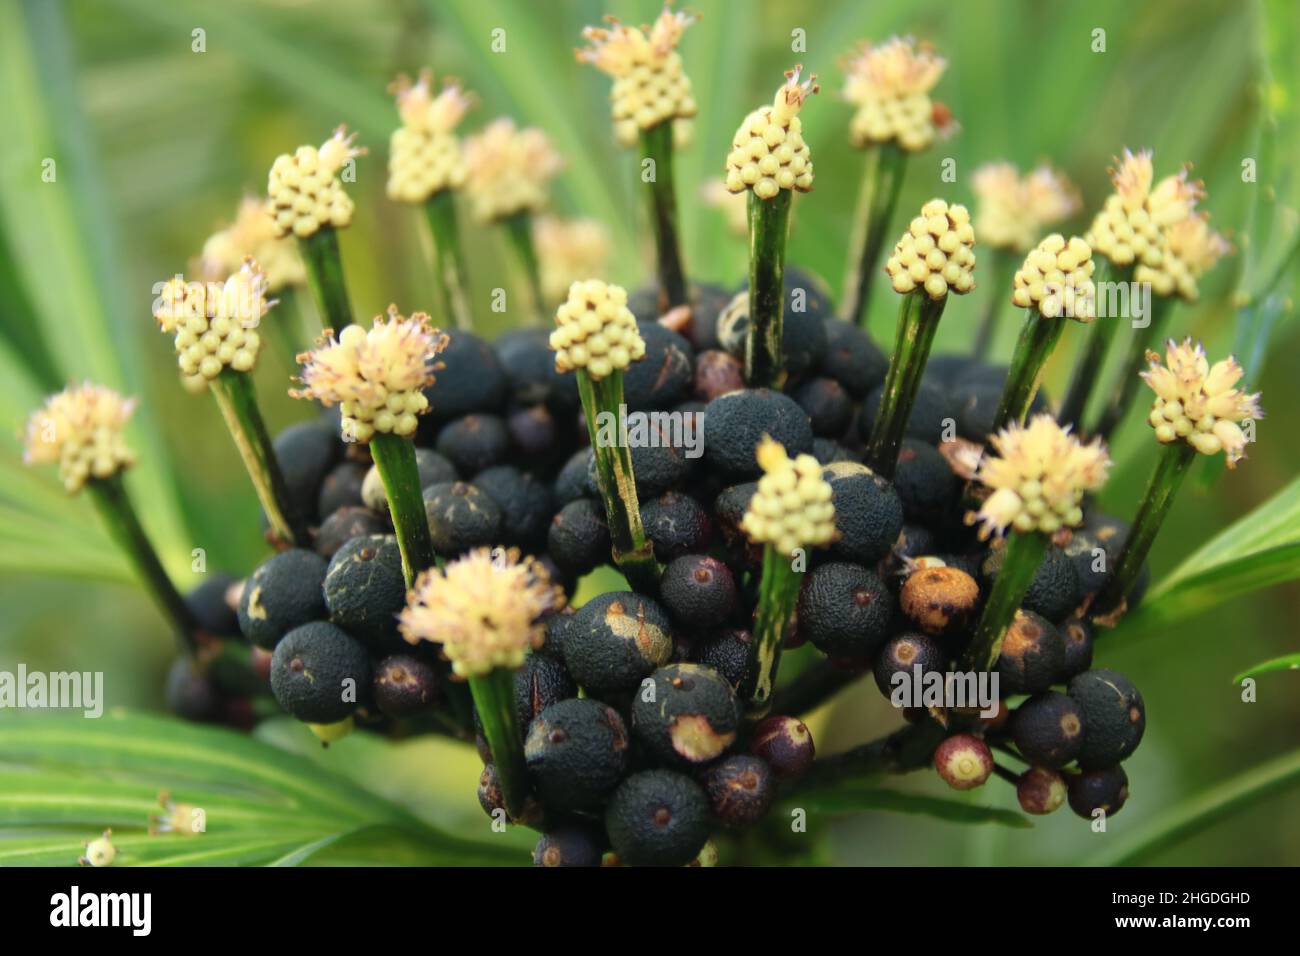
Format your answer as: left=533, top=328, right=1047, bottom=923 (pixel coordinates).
left=576, top=5, right=698, bottom=147
left=724, top=67, right=818, bottom=200
left=1135, top=213, right=1231, bottom=302
left=154, top=261, right=272, bottom=382
left=386, top=70, right=473, bottom=204
left=741, top=437, right=836, bottom=557
left=24, top=383, right=137, bottom=493
left=199, top=197, right=305, bottom=291
left=1141, top=338, right=1262, bottom=468
left=549, top=279, right=646, bottom=381
left=1011, top=234, right=1097, bottom=321
left=1085, top=149, right=1202, bottom=268
left=292, top=308, right=447, bottom=443
left=972, top=162, right=1081, bottom=254
left=974, top=414, right=1111, bottom=538
left=842, top=37, right=949, bottom=152
left=463, top=119, right=563, bottom=224
left=266, top=127, right=365, bottom=239
left=535, top=216, right=612, bottom=306
left=885, top=198, right=977, bottom=298
left=399, top=548, right=561, bottom=677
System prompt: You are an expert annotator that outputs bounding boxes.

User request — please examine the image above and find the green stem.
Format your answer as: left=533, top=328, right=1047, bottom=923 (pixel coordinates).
left=991, top=309, right=1066, bottom=433
left=971, top=248, right=1018, bottom=359
left=1091, top=295, right=1174, bottom=440
left=961, top=531, right=1048, bottom=673
left=297, top=226, right=353, bottom=331
left=369, top=432, right=437, bottom=588
left=745, top=189, right=794, bottom=389
left=639, top=122, right=688, bottom=311
left=469, top=668, right=529, bottom=819
left=1057, top=259, right=1132, bottom=428
left=864, top=291, right=947, bottom=479
left=86, top=474, right=201, bottom=655
left=784, top=720, right=946, bottom=794
left=576, top=371, right=660, bottom=593
left=842, top=142, right=908, bottom=329
left=741, top=544, right=804, bottom=719
left=501, top=211, right=545, bottom=325
left=208, top=370, right=307, bottom=548
left=1093, top=441, right=1196, bottom=618
left=423, top=189, right=474, bottom=331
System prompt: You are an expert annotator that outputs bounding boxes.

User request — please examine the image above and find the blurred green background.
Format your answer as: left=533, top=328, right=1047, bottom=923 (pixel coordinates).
left=1, top=0, right=1297, bottom=865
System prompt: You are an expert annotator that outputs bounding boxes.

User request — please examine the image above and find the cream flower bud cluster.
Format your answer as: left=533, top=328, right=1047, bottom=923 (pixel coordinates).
left=576, top=7, right=698, bottom=147
left=199, top=197, right=305, bottom=292
left=741, top=438, right=836, bottom=558
left=1011, top=234, right=1096, bottom=321
left=1141, top=338, right=1262, bottom=468
left=399, top=547, right=561, bottom=678
left=843, top=37, right=948, bottom=152
left=154, top=262, right=271, bottom=382
left=463, top=119, right=563, bottom=224
left=534, top=217, right=612, bottom=306
left=972, top=162, right=1081, bottom=254
left=1085, top=149, right=1202, bottom=268
left=974, top=414, right=1110, bottom=539
left=724, top=67, right=818, bottom=200
left=550, top=279, right=645, bottom=381
left=885, top=199, right=976, bottom=298
left=386, top=71, right=472, bottom=204
left=267, top=127, right=364, bottom=239
left=1134, top=214, right=1230, bottom=302
left=24, top=383, right=137, bottom=493
left=293, top=309, right=446, bottom=443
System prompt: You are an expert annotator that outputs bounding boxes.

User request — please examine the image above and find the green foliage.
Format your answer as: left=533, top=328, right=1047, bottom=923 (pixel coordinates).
left=787, top=786, right=1032, bottom=829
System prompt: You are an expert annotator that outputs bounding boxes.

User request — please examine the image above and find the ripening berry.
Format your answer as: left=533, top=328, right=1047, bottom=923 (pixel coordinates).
left=933, top=733, right=993, bottom=790
left=1017, top=766, right=1067, bottom=815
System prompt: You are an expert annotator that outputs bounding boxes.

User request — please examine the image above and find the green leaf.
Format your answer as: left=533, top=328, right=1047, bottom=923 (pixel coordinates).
left=1233, top=653, right=1300, bottom=684
left=1088, top=748, right=1300, bottom=866
left=787, top=786, right=1032, bottom=829
left=0, top=710, right=523, bottom=866
left=1121, top=474, right=1300, bottom=633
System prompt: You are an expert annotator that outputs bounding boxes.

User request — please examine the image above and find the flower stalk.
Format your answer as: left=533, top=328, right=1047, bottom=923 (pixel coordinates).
left=961, top=530, right=1048, bottom=672
left=501, top=211, right=546, bottom=326
left=744, top=188, right=794, bottom=388
left=369, top=431, right=438, bottom=586
left=865, top=290, right=946, bottom=477
left=297, top=227, right=353, bottom=332
left=738, top=439, right=836, bottom=718
left=208, top=370, right=307, bottom=548
left=842, top=142, right=907, bottom=328
left=1090, top=294, right=1172, bottom=440
left=640, top=121, right=689, bottom=310
left=424, top=190, right=474, bottom=331
left=971, top=247, right=1017, bottom=358
left=468, top=667, right=529, bottom=817
left=1056, top=259, right=1130, bottom=427
left=992, top=313, right=1064, bottom=433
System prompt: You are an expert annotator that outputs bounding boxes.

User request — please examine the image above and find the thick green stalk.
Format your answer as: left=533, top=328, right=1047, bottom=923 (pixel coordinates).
left=577, top=371, right=660, bottom=593
left=469, top=668, right=528, bottom=819
left=369, top=432, right=437, bottom=587
left=1093, top=441, right=1196, bottom=618
left=297, top=226, right=352, bottom=331
left=1092, top=295, right=1174, bottom=440
left=971, top=247, right=1018, bottom=359
left=501, top=211, right=545, bottom=325
left=208, top=370, right=307, bottom=548
left=991, top=309, right=1066, bottom=433
left=1057, top=259, right=1132, bottom=428
left=639, top=122, right=688, bottom=311
left=864, top=291, right=947, bottom=479
left=745, top=189, right=794, bottom=389
left=961, top=531, right=1049, bottom=672
left=741, top=544, right=804, bottom=719
left=86, top=473, right=200, bottom=654
left=423, top=189, right=474, bottom=331
left=842, top=142, right=908, bottom=329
